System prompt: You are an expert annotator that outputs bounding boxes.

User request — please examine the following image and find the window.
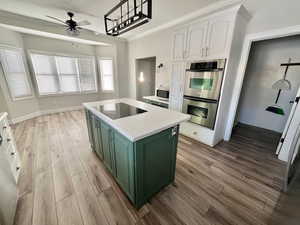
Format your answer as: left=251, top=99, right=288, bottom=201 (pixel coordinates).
left=30, top=52, right=97, bottom=95
left=0, top=47, right=33, bottom=100
left=99, top=58, right=114, bottom=92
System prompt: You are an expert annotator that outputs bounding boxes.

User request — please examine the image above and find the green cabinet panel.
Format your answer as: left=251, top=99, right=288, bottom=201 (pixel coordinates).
left=100, top=121, right=116, bottom=175
left=113, top=132, right=135, bottom=201
left=92, top=117, right=104, bottom=160
left=134, top=126, right=178, bottom=208
left=85, top=110, right=95, bottom=151
left=85, top=109, right=179, bottom=209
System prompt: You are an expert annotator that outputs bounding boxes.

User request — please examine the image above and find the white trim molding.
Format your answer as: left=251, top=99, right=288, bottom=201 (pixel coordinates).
left=10, top=105, right=84, bottom=124
left=224, top=25, right=300, bottom=141
left=127, top=0, right=246, bottom=41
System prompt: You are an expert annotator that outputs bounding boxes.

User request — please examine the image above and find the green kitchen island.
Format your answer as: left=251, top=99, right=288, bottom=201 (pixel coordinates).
left=83, top=98, right=190, bottom=208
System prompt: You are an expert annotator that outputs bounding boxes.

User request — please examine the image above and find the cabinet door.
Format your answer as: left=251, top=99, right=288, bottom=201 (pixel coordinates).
left=172, top=28, right=187, bottom=61
left=85, top=110, right=95, bottom=151
left=206, top=15, right=232, bottom=59
left=134, top=126, right=179, bottom=208
left=169, top=62, right=185, bottom=112
left=93, top=119, right=104, bottom=160
left=100, top=122, right=115, bottom=175
left=0, top=151, right=18, bottom=225
left=113, top=132, right=135, bottom=201
left=186, top=21, right=208, bottom=60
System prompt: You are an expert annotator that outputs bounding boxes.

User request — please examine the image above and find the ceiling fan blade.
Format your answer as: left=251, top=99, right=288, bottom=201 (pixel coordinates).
left=46, top=15, right=66, bottom=25
left=77, top=20, right=91, bottom=26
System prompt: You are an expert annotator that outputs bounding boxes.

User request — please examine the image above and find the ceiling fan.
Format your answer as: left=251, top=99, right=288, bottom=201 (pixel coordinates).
left=46, top=12, right=91, bottom=36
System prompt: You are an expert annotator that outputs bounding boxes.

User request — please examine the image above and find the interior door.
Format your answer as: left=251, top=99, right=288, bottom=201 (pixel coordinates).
left=277, top=87, right=300, bottom=160
left=172, top=28, right=187, bottom=61
left=206, top=15, right=232, bottom=59
left=186, top=21, right=208, bottom=60
left=169, top=62, right=186, bottom=112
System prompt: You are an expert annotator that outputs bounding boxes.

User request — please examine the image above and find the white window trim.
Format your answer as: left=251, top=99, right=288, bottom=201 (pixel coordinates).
left=0, top=45, right=34, bottom=101
left=28, top=50, right=98, bottom=97
left=98, top=57, right=115, bottom=93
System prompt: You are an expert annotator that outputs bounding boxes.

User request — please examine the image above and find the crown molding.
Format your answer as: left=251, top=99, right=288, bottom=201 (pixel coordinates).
left=127, top=0, right=244, bottom=42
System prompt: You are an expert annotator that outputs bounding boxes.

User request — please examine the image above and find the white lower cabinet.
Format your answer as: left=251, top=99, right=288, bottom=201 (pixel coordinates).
left=0, top=112, right=21, bottom=225
left=169, top=62, right=186, bottom=112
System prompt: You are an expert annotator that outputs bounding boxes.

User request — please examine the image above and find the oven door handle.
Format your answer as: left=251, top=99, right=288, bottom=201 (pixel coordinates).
left=184, top=95, right=218, bottom=103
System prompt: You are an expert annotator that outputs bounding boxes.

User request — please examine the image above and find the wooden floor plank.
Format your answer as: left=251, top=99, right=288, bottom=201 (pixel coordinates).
left=32, top=170, right=57, bottom=225
left=56, top=195, right=84, bottom=225
left=13, top=111, right=297, bottom=225
left=72, top=172, right=109, bottom=225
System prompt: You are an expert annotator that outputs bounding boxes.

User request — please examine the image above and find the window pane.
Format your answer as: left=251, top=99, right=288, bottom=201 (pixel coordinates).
left=7, top=73, right=31, bottom=97
left=3, top=50, right=24, bottom=73
left=60, top=75, right=79, bottom=92
left=80, top=75, right=96, bottom=91
left=0, top=49, right=32, bottom=99
left=100, top=59, right=113, bottom=75
left=78, top=58, right=93, bottom=75
left=78, top=58, right=96, bottom=92
left=31, top=54, right=55, bottom=74
left=102, top=75, right=114, bottom=91
left=36, top=75, right=59, bottom=94
left=56, top=56, right=77, bottom=74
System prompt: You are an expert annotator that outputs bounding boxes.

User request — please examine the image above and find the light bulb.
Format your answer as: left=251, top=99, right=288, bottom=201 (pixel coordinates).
left=139, top=72, right=144, bottom=82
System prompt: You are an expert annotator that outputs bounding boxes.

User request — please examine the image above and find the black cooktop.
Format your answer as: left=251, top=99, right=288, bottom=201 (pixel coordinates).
left=93, top=103, right=147, bottom=120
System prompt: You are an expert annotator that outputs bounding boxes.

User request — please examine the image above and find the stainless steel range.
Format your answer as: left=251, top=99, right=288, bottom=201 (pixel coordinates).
left=183, top=59, right=226, bottom=130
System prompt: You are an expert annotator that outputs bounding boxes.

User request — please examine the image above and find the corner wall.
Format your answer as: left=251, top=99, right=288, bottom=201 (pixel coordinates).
left=0, top=27, right=129, bottom=123
left=237, top=36, right=300, bottom=133
left=0, top=27, right=39, bottom=120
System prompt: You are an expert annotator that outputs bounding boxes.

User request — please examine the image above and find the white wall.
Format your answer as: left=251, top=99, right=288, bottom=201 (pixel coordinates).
left=237, top=36, right=300, bottom=133
left=0, top=27, right=40, bottom=120
left=0, top=27, right=128, bottom=122
left=128, top=27, right=174, bottom=98
left=22, top=34, right=119, bottom=111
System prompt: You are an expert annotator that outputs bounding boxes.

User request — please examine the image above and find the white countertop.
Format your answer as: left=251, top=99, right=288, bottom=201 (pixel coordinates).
left=83, top=98, right=190, bottom=142
left=143, top=96, right=169, bottom=105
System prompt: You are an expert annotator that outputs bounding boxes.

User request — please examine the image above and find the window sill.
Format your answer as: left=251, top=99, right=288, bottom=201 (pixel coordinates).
left=37, top=90, right=99, bottom=98
left=11, top=95, right=35, bottom=102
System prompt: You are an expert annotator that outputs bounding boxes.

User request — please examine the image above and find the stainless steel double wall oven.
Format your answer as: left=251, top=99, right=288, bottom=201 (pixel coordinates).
left=183, top=59, right=226, bottom=129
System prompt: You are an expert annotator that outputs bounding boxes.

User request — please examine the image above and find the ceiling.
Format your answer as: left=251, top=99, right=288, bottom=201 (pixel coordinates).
left=0, top=0, right=238, bottom=39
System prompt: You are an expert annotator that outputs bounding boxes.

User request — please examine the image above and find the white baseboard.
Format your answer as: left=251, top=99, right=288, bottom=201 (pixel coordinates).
left=10, top=105, right=84, bottom=124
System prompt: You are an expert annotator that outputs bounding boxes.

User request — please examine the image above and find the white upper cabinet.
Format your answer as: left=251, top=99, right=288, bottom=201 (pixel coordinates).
left=185, top=21, right=208, bottom=60
left=172, top=28, right=187, bottom=61
left=169, top=62, right=186, bottom=111
left=206, top=15, right=233, bottom=59
left=172, top=11, right=234, bottom=61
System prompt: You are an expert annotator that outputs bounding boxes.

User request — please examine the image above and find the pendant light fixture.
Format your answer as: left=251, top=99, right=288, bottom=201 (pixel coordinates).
left=104, top=0, right=152, bottom=36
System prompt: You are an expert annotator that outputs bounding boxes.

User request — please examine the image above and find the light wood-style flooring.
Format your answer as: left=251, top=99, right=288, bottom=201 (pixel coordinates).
left=12, top=111, right=297, bottom=225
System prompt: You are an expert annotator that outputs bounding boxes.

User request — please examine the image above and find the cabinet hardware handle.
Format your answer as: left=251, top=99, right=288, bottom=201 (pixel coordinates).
left=3, top=126, right=7, bottom=129
left=172, top=126, right=178, bottom=136
left=7, top=138, right=11, bottom=142
left=0, top=134, right=2, bottom=146
left=16, top=167, right=20, bottom=171
left=11, top=152, right=15, bottom=156
left=206, top=47, right=209, bottom=56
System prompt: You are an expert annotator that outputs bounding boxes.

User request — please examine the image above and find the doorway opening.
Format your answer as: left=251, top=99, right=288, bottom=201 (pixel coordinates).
left=232, top=35, right=300, bottom=159
left=135, top=57, right=156, bottom=101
